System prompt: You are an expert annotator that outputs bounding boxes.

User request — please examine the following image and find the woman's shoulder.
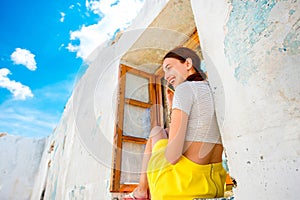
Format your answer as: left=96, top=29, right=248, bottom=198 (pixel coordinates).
left=175, top=81, right=192, bottom=92
left=175, top=81, right=210, bottom=99
left=177, top=81, right=209, bottom=90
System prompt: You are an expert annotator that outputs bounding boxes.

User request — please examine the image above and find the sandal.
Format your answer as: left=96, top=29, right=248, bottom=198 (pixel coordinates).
left=123, top=189, right=150, bottom=200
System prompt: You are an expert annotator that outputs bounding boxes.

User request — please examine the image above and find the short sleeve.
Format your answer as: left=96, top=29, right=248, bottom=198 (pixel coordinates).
left=172, top=82, right=194, bottom=115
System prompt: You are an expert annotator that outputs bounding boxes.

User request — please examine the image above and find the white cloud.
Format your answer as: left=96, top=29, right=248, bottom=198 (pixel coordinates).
left=67, top=0, right=145, bottom=60
left=60, top=12, right=66, bottom=22
left=0, top=79, right=74, bottom=138
left=0, top=68, right=33, bottom=100
left=0, top=105, right=58, bottom=138
left=10, top=48, right=37, bottom=71
left=58, top=44, right=65, bottom=51
left=67, top=24, right=109, bottom=59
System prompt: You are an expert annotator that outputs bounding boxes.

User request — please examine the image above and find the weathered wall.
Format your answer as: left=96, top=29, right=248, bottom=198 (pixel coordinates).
left=31, top=1, right=169, bottom=199
left=30, top=1, right=300, bottom=199
left=191, top=0, right=300, bottom=199
left=0, top=134, right=45, bottom=200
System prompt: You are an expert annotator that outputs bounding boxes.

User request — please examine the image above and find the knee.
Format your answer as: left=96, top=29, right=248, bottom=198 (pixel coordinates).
left=149, top=126, right=167, bottom=139
left=149, top=126, right=163, bottom=136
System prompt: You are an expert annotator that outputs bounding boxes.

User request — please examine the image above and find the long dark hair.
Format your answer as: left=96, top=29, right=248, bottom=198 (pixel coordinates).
left=163, top=47, right=207, bottom=81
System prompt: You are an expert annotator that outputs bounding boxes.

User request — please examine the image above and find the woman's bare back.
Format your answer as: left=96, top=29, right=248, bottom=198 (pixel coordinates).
left=183, top=141, right=223, bottom=165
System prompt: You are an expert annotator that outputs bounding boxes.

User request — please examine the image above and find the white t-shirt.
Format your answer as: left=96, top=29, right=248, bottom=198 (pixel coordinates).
left=172, top=81, right=222, bottom=144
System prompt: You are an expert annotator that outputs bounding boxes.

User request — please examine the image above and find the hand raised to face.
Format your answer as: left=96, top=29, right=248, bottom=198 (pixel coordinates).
left=166, top=84, right=174, bottom=108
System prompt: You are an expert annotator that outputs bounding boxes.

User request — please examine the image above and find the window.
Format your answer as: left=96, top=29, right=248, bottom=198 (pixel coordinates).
left=110, top=64, right=160, bottom=192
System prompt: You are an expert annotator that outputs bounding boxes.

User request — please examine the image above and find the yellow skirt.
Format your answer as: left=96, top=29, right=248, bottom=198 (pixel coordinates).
left=147, top=139, right=226, bottom=200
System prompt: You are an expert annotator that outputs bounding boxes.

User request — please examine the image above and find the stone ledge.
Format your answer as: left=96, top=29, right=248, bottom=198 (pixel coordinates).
left=193, top=196, right=234, bottom=200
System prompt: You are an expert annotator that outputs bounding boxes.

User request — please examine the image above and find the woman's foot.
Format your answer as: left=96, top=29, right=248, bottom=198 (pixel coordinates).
left=123, top=187, right=149, bottom=199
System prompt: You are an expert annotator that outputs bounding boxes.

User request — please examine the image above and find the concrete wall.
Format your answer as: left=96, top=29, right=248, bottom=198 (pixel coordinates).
left=0, top=134, right=45, bottom=200
left=191, top=0, right=300, bottom=199
left=30, top=0, right=300, bottom=199
left=31, top=1, right=169, bottom=199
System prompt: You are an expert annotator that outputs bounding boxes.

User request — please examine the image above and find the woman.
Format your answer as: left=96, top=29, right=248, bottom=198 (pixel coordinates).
left=124, top=47, right=226, bottom=200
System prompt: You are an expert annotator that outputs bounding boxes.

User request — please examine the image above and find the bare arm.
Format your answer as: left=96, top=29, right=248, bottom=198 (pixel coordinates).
left=165, top=109, right=188, bottom=164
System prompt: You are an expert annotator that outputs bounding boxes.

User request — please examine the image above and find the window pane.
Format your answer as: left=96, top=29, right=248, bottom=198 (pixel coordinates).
left=123, top=104, right=151, bottom=138
left=125, top=73, right=149, bottom=103
left=121, top=142, right=145, bottom=184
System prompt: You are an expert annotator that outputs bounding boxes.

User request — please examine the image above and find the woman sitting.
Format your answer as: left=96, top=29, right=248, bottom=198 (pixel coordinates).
left=124, top=47, right=226, bottom=200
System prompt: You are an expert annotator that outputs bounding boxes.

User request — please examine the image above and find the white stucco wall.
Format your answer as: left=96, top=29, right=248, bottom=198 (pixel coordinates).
left=191, top=1, right=300, bottom=199
left=0, top=134, right=45, bottom=200
left=31, top=1, right=169, bottom=199
left=30, top=1, right=300, bottom=199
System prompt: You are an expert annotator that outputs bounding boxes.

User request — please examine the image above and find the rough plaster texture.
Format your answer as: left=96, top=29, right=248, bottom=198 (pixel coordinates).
left=29, top=0, right=300, bottom=199
left=0, top=135, right=45, bottom=200
left=191, top=0, right=300, bottom=199
left=31, top=1, right=169, bottom=199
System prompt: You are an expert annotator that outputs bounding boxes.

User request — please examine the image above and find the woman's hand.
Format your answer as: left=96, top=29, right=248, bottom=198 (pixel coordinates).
left=166, top=85, right=174, bottom=108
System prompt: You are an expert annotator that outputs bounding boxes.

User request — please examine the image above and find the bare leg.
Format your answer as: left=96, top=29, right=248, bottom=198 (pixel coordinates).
left=126, top=126, right=168, bottom=198
left=150, top=126, right=168, bottom=148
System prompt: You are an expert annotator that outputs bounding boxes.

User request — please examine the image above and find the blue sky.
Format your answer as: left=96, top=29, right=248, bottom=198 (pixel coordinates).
left=0, top=0, right=144, bottom=138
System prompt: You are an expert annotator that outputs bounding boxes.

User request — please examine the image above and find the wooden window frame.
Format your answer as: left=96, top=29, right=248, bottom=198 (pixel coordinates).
left=110, top=64, right=158, bottom=192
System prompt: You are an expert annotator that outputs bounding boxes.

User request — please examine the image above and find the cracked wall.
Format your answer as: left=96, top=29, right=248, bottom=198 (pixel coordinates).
left=192, top=0, right=300, bottom=199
